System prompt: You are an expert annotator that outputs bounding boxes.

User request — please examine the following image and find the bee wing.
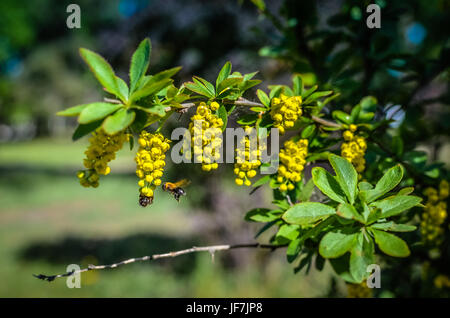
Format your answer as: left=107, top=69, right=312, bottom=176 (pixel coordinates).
left=174, top=179, right=191, bottom=187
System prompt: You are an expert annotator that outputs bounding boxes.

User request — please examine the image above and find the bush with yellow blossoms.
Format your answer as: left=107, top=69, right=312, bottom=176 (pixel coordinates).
left=54, top=37, right=450, bottom=298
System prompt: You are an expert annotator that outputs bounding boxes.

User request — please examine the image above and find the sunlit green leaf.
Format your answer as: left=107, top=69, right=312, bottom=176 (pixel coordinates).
left=78, top=103, right=123, bottom=124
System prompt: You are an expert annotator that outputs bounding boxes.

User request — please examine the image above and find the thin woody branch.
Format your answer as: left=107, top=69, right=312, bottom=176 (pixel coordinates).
left=33, top=242, right=286, bottom=282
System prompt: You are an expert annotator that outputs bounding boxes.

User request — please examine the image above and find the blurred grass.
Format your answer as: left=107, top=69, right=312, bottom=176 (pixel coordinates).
left=0, top=139, right=345, bottom=297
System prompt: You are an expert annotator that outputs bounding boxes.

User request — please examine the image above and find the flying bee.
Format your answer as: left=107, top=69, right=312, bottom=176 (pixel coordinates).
left=162, top=179, right=191, bottom=202
left=139, top=194, right=153, bottom=207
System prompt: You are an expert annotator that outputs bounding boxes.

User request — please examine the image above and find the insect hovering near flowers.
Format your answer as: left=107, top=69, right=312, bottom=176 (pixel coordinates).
left=162, top=179, right=191, bottom=202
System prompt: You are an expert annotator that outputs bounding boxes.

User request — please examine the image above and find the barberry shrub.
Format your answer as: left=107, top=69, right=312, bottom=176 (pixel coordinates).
left=57, top=38, right=447, bottom=293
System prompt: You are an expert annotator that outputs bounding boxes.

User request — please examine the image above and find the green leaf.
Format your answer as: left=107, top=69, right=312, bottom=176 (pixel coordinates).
left=282, top=202, right=335, bottom=226
left=398, top=187, right=414, bottom=196
left=298, top=178, right=315, bottom=202
left=216, top=61, right=231, bottom=89
left=57, top=104, right=89, bottom=117
left=371, top=229, right=410, bottom=257
left=371, top=222, right=416, bottom=232
left=238, top=79, right=261, bottom=94
left=292, top=75, right=303, bottom=95
left=256, top=89, right=270, bottom=107
left=245, top=208, right=280, bottom=222
left=131, top=78, right=173, bottom=102
left=287, top=238, right=302, bottom=263
left=250, top=106, right=267, bottom=112
left=332, top=110, right=351, bottom=124
left=319, top=231, right=357, bottom=258
left=328, top=154, right=358, bottom=204
left=193, top=76, right=215, bottom=96
left=275, top=224, right=300, bottom=244
left=336, top=203, right=365, bottom=223
left=217, top=105, right=228, bottom=131
left=236, top=113, right=258, bottom=125
left=129, top=38, right=151, bottom=93
left=364, top=165, right=403, bottom=203
left=370, top=195, right=422, bottom=218
left=304, top=90, right=333, bottom=104
left=350, top=232, right=375, bottom=283
left=79, top=48, right=119, bottom=97
left=72, top=120, right=103, bottom=141
left=312, top=167, right=346, bottom=204
left=115, top=76, right=129, bottom=102
left=329, top=254, right=359, bottom=284
left=301, top=85, right=318, bottom=99
left=102, top=108, right=136, bottom=134
left=301, top=124, right=316, bottom=139
left=140, top=67, right=181, bottom=89
left=78, top=103, right=123, bottom=124
left=185, top=81, right=214, bottom=98
left=269, top=85, right=283, bottom=99
left=218, top=77, right=243, bottom=94
left=350, top=105, right=361, bottom=122
left=358, top=181, right=373, bottom=191
left=252, top=175, right=270, bottom=188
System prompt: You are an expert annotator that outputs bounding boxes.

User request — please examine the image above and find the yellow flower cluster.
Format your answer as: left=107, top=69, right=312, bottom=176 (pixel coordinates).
left=270, top=94, right=303, bottom=135
left=346, top=282, right=372, bottom=298
left=340, top=124, right=366, bottom=176
left=277, top=138, right=308, bottom=192
left=234, top=126, right=262, bottom=186
left=135, top=131, right=171, bottom=199
left=420, top=180, right=448, bottom=245
left=188, top=101, right=223, bottom=171
left=77, top=129, right=128, bottom=188
left=434, top=275, right=450, bottom=289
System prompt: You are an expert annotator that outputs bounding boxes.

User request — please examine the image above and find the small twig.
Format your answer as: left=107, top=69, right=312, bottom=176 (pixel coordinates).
left=103, top=97, right=122, bottom=104
left=286, top=194, right=294, bottom=206
left=33, top=242, right=286, bottom=282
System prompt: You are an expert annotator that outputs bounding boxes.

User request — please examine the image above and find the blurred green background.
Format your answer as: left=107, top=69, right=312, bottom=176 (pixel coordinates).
left=0, top=0, right=345, bottom=297
left=0, top=0, right=448, bottom=297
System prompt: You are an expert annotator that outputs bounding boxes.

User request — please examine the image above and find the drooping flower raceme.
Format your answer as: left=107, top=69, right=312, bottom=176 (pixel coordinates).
left=234, top=126, right=262, bottom=186
left=421, top=180, right=448, bottom=245
left=77, top=129, right=128, bottom=188
left=340, top=125, right=367, bottom=176
left=135, top=131, right=171, bottom=200
left=188, top=101, right=223, bottom=171
left=270, top=94, right=303, bottom=135
left=277, top=138, right=308, bottom=192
